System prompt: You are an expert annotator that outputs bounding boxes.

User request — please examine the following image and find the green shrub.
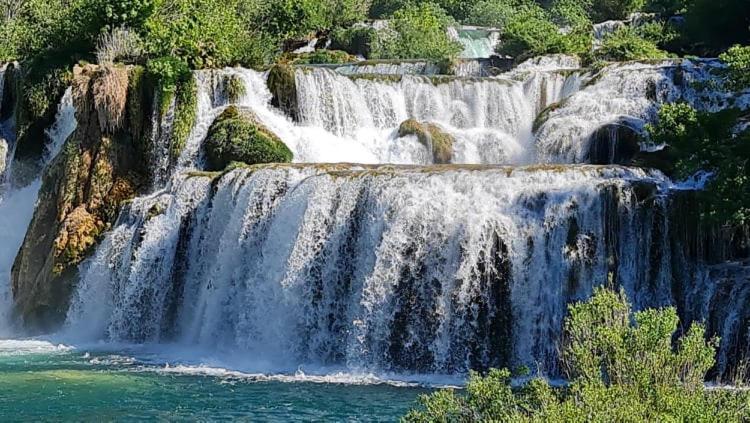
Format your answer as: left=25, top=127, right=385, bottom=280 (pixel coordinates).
left=144, top=0, right=261, bottom=69
left=146, top=56, right=190, bottom=114
left=647, top=103, right=750, bottom=225
left=497, top=6, right=591, bottom=60
left=103, top=0, right=155, bottom=31
left=593, top=27, right=668, bottom=62
left=645, top=0, right=689, bottom=15
left=404, top=287, right=750, bottom=422
left=464, top=0, right=536, bottom=28
left=204, top=106, right=293, bottom=170
left=719, top=45, right=750, bottom=91
left=330, top=26, right=379, bottom=57
left=170, top=75, right=198, bottom=161
left=378, top=2, right=462, bottom=60
left=588, top=0, right=646, bottom=21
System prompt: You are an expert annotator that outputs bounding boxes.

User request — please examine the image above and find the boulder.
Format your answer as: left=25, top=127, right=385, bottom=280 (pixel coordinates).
left=204, top=106, right=293, bottom=171
left=398, top=119, right=454, bottom=164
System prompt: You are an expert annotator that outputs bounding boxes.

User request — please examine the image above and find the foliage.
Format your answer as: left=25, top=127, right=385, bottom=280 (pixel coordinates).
left=284, top=50, right=357, bottom=65
left=146, top=56, right=190, bottom=114
left=719, top=45, right=750, bottom=91
left=496, top=5, right=592, bottom=60
left=404, top=287, right=750, bottom=422
left=647, top=103, right=750, bottom=225
left=204, top=106, right=293, bottom=170
left=96, top=28, right=144, bottom=66
left=170, top=75, right=198, bottom=161
left=464, top=0, right=536, bottom=28
left=330, top=26, right=380, bottom=57
left=683, top=0, right=750, bottom=54
left=644, top=0, right=688, bottom=15
left=224, top=75, right=246, bottom=103
left=592, top=26, right=668, bottom=62
left=587, top=0, right=646, bottom=21
left=103, top=0, right=155, bottom=31
left=377, top=3, right=462, bottom=60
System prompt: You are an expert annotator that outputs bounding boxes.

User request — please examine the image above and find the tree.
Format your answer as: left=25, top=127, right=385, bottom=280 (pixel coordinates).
left=404, top=287, right=750, bottom=422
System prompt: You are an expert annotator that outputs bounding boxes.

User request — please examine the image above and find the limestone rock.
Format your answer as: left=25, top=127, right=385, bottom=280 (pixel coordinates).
left=204, top=106, right=293, bottom=171
left=398, top=119, right=454, bottom=164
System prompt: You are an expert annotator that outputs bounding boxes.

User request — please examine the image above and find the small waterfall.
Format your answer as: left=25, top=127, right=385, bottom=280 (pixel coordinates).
left=448, top=27, right=501, bottom=59
left=294, top=68, right=538, bottom=164
left=0, top=89, right=76, bottom=334
left=65, top=164, right=673, bottom=374
left=534, top=59, right=741, bottom=164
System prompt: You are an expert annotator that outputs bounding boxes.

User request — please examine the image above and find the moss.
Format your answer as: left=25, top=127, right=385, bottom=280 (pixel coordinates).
left=224, top=74, right=246, bottom=103
left=397, top=119, right=454, bottom=164
left=348, top=73, right=404, bottom=83
left=266, top=64, right=298, bottom=119
left=533, top=101, right=564, bottom=132
left=284, top=50, right=358, bottom=65
left=170, top=75, right=198, bottom=162
left=204, top=106, right=293, bottom=171
left=52, top=206, right=102, bottom=275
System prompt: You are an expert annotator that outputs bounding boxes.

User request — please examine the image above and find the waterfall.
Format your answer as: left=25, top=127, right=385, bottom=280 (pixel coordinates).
left=65, top=164, right=674, bottom=374
left=534, top=59, right=742, bottom=164
left=292, top=68, right=571, bottom=164
left=448, top=27, right=501, bottom=59
left=0, top=89, right=76, bottom=334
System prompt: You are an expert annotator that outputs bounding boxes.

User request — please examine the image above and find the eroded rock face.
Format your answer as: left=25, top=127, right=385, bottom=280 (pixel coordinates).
left=11, top=65, right=150, bottom=332
left=587, top=118, right=642, bottom=165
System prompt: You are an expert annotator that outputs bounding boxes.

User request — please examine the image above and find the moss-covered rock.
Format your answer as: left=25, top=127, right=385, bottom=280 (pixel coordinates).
left=267, top=64, right=298, bottom=120
left=11, top=64, right=150, bottom=333
left=285, top=50, right=358, bottom=65
left=397, top=119, right=454, bottom=164
left=204, top=106, right=292, bottom=171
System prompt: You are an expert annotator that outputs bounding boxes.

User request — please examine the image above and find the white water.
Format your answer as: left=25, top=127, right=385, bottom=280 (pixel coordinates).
left=65, top=164, right=672, bottom=375
left=3, top=55, right=747, bottom=383
left=0, top=89, right=76, bottom=334
left=448, top=27, right=501, bottom=59
left=535, top=59, right=741, bottom=163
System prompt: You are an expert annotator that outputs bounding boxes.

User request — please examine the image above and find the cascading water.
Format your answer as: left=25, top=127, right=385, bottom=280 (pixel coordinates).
left=65, top=164, right=673, bottom=374
left=535, top=59, right=747, bottom=164
left=0, top=89, right=76, bottom=334
left=5, top=54, right=746, bottom=383
left=448, top=27, right=501, bottom=59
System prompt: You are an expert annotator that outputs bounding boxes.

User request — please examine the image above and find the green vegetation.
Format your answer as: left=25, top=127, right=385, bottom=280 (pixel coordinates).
left=169, top=75, right=198, bottom=162
left=204, top=106, right=293, bottom=171
left=404, top=287, right=750, bottom=422
left=719, top=45, right=750, bottom=91
left=647, top=103, right=750, bottom=225
left=592, top=26, right=669, bottom=62
left=377, top=3, right=462, bottom=60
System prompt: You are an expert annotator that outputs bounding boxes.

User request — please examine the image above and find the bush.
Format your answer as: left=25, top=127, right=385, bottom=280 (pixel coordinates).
left=496, top=6, right=592, bottom=60
left=588, top=0, right=646, bottom=21
left=204, top=106, right=293, bottom=170
left=719, top=45, right=750, bottom=91
left=593, top=27, right=668, bottom=62
left=144, top=0, right=261, bottom=69
left=95, top=28, right=144, bottom=65
left=464, top=0, right=535, bottom=28
left=378, top=2, right=462, bottom=60
left=645, top=0, right=689, bottom=15
left=647, top=103, right=750, bottom=225
left=103, top=0, right=155, bottom=31
left=404, top=287, right=750, bottom=422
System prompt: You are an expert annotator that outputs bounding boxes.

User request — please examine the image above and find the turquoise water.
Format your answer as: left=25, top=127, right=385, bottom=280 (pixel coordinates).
left=0, top=341, right=431, bottom=421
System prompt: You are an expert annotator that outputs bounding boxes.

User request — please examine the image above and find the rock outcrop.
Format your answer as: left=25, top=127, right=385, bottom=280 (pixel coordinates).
left=398, top=119, right=454, bottom=164
left=204, top=106, right=293, bottom=171
left=11, top=64, right=152, bottom=332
